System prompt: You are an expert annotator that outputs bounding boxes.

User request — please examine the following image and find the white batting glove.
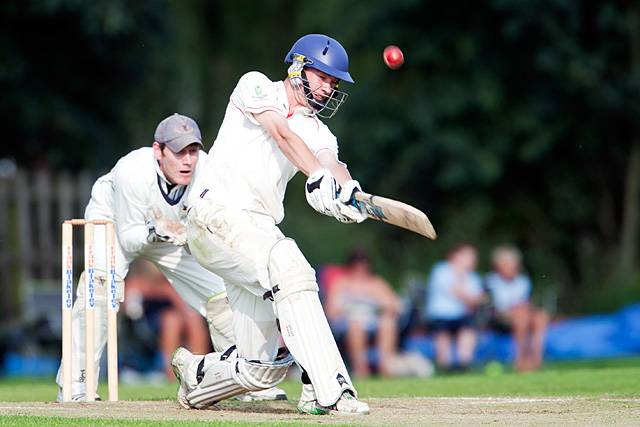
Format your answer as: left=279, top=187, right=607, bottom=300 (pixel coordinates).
left=146, top=207, right=187, bottom=246
left=305, top=168, right=340, bottom=217
left=335, top=179, right=368, bottom=223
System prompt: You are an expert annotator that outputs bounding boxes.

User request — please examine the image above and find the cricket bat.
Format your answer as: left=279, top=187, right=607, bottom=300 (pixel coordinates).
left=354, top=192, right=437, bottom=240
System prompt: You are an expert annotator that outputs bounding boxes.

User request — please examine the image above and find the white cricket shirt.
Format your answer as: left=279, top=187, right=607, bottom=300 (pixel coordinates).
left=87, top=147, right=207, bottom=256
left=190, top=71, right=339, bottom=224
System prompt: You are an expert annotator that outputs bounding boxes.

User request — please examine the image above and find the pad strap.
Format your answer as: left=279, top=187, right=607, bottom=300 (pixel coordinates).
left=186, top=350, right=293, bottom=409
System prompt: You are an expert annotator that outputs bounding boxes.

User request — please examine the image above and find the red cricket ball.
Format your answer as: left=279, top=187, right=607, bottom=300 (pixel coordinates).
left=383, top=45, right=404, bottom=70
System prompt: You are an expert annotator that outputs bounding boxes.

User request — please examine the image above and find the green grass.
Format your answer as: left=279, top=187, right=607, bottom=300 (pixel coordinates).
left=0, top=359, right=637, bottom=426
left=356, top=357, right=640, bottom=398
left=0, top=357, right=638, bottom=403
left=0, top=417, right=268, bottom=427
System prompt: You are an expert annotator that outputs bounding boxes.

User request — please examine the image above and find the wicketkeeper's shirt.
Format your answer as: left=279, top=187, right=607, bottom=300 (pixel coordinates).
left=190, top=71, right=339, bottom=224
left=87, top=147, right=207, bottom=256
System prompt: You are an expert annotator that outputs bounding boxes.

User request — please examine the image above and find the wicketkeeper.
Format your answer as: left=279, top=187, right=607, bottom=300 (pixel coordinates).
left=56, top=113, right=285, bottom=402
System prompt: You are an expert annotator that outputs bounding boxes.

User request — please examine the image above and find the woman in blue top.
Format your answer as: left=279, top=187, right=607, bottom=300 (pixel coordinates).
left=425, top=244, right=484, bottom=371
left=485, top=246, right=549, bottom=371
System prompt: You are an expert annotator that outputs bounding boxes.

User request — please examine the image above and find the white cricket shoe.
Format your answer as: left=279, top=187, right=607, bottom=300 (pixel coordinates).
left=171, top=347, right=201, bottom=409
left=297, top=384, right=369, bottom=415
left=331, top=390, right=370, bottom=415
left=56, top=388, right=101, bottom=402
left=297, top=384, right=330, bottom=415
left=56, top=379, right=102, bottom=402
left=235, top=387, right=288, bottom=402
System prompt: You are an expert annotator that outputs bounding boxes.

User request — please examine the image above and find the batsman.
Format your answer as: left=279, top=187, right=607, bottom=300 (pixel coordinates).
left=172, top=34, right=371, bottom=414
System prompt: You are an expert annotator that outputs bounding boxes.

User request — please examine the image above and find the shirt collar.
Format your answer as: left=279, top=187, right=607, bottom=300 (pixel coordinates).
left=155, top=159, right=186, bottom=206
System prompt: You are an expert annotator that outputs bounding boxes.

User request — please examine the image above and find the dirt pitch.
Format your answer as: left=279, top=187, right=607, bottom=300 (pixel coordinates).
left=1, top=397, right=639, bottom=426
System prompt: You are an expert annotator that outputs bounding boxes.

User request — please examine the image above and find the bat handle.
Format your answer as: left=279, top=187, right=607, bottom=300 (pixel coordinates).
left=353, top=191, right=372, bottom=202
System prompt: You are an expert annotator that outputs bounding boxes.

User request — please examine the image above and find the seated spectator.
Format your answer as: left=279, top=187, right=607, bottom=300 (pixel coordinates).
left=123, top=260, right=210, bottom=380
left=425, top=243, right=484, bottom=371
left=486, top=245, right=549, bottom=371
left=325, top=249, right=404, bottom=378
left=318, top=263, right=347, bottom=303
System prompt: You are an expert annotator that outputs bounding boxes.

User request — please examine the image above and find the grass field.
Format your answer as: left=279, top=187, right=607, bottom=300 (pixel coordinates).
left=0, top=358, right=638, bottom=426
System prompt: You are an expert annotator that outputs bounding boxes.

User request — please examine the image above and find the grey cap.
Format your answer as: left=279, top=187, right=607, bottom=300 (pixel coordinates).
left=154, top=113, right=203, bottom=152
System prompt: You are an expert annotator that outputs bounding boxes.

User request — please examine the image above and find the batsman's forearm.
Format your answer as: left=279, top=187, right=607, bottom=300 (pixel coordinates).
left=277, top=133, right=321, bottom=176
left=255, top=109, right=322, bottom=176
left=316, top=150, right=351, bottom=185
left=323, top=160, right=351, bottom=185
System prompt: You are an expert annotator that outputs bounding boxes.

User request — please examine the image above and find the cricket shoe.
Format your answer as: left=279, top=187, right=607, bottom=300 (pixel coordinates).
left=297, top=385, right=369, bottom=415
left=234, top=387, right=288, bottom=402
left=297, top=384, right=329, bottom=415
left=328, top=390, right=370, bottom=415
left=56, top=387, right=101, bottom=402
left=171, top=347, right=202, bottom=409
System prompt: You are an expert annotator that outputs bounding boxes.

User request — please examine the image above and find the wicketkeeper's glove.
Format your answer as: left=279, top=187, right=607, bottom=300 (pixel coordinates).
left=146, top=207, right=187, bottom=246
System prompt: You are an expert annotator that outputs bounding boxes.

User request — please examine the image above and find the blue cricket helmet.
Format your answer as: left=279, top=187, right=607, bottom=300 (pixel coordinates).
left=284, top=34, right=354, bottom=83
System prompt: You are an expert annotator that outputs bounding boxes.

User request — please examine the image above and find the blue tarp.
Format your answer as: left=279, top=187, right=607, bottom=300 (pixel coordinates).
left=404, top=303, right=640, bottom=363
left=3, top=304, right=640, bottom=376
left=3, top=352, right=59, bottom=377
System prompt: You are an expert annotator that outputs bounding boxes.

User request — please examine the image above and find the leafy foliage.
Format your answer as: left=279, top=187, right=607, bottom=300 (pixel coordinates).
left=1, top=0, right=638, bottom=312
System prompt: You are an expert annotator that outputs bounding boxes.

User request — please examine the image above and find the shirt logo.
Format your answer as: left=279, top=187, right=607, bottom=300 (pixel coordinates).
left=253, top=85, right=267, bottom=100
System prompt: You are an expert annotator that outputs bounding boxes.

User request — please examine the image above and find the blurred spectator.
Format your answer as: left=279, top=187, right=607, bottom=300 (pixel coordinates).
left=486, top=245, right=549, bottom=371
left=425, top=243, right=484, bottom=371
left=326, top=249, right=401, bottom=377
left=123, top=260, right=210, bottom=380
left=318, top=263, right=347, bottom=303
left=325, top=249, right=432, bottom=378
